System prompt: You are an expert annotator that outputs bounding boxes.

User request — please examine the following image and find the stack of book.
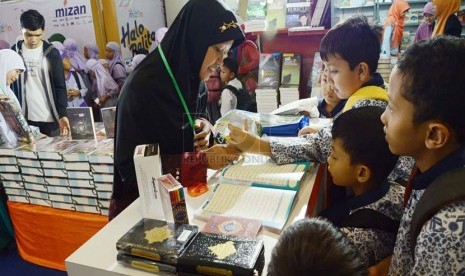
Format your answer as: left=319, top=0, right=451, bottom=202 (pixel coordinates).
left=244, top=0, right=267, bottom=32
left=63, top=139, right=107, bottom=214
left=87, top=141, right=114, bottom=215
left=116, top=218, right=198, bottom=275
left=256, top=52, right=281, bottom=113
left=279, top=53, right=302, bottom=107
left=377, top=56, right=396, bottom=83
left=0, top=136, right=115, bottom=216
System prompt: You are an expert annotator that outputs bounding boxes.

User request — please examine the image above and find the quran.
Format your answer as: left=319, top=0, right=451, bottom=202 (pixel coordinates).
left=177, top=232, right=265, bottom=276
left=116, top=218, right=198, bottom=265
left=196, top=155, right=312, bottom=232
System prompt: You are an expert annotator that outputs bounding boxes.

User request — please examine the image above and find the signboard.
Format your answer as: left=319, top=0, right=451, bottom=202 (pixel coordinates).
left=114, top=0, right=166, bottom=61
left=0, top=0, right=96, bottom=51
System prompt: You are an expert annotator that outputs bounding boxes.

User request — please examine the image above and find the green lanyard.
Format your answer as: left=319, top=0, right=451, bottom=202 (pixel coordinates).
left=158, top=46, right=195, bottom=132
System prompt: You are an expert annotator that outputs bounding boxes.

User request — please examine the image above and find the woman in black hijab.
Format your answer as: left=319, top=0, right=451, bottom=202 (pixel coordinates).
left=110, top=0, right=245, bottom=219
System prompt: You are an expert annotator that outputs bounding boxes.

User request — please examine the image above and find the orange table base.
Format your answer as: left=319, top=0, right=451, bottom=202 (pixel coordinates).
left=7, top=201, right=108, bottom=271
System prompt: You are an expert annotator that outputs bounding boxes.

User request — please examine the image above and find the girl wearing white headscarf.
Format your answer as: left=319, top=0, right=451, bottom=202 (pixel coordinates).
left=0, top=49, right=28, bottom=147
left=105, top=41, right=126, bottom=90
left=84, top=43, right=99, bottom=60
left=63, top=38, right=88, bottom=72
left=86, top=59, right=119, bottom=108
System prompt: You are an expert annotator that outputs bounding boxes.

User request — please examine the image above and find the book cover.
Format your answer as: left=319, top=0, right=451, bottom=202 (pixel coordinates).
left=266, top=0, right=286, bottom=30
left=63, top=139, right=100, bottom=162
left=37, top=139, right=81, bottom=160
left=285, top=0, right=312, bottom=28
left=100, top=107, right=116, bottom=138
left=116, top=218, right=198, bottom=265
left=157, top=174, right=189, bottom=225
left=0, top=99, right=34, bottom=143
left=257, top=52, right=282, bottom=89
left=246, top=0, right=267, bottom=20
left=202, top=215, right=262, bottom=239
left=271, top=96, right=319, bottom=116
left=67, top=107, right=97, bottom=141
left=177, top=232, right=265, bottom=276
left=116, top=252, right=177, bottom=275
left=280, top=53, right=302, bottom=87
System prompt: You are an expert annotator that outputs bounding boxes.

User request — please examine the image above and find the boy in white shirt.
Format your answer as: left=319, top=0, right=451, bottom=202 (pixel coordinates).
left=219, top=57, right=243, bottom=116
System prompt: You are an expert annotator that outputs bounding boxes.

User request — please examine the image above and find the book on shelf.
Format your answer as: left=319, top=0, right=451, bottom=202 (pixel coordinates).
left=67, top=107, right=97, bottom=141
left=246, top=0, right=268, bottom=21
left=177, top=232, right=265, bottom=276
left=100, top=107, right=116, bottom=138
left=0, top=98, right=34, bottom=144
left=285, top=0, right=312, bottom=28
left=266, top=0, right=286, bottom=30
left=257, top=52, right=282, bottom=89
left=309, top=0, right=331, bottom=28
left=195, top=155, right=311, bottom=232
left=280, top=53, right=302, bottom=87
left=116, top=218, right=198, bottom=265
left=87, top=141, right=114, bottom=164
left=202, top=215, right=262, bottom=239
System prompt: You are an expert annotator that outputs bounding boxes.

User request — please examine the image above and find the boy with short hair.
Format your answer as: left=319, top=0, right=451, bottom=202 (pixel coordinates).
left=381, top=37, right=465, bottom=275
left=219, top=57, right=256, bottom=115
left=228, top=15, right=413, bottom=183
left=268, top=217, right=368, bottom=276
left=319, top=106, right=404, bottom=267
left=11, top=9, right=70, bottom=137
left=219, top=57, right=242, bottom=116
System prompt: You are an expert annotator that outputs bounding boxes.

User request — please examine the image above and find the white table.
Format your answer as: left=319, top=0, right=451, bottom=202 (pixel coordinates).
left=65, top=166, right=319, bottom=275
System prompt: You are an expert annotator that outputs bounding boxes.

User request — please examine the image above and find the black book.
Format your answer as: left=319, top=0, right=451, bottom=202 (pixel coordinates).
left=116, top=252, right=177, bottom=275
left=100, top=107, right=116, bottom=138
left=67, top=107, right=96, bottom=140
left=116, top=218, right=198, bottom=265
left=178, top=232, right=265, bottom=276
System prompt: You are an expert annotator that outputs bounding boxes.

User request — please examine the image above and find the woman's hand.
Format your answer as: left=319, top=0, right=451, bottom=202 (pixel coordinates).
left=194, top=118, right=212, bottom=150
left=204, top=144, right=241, bottom=170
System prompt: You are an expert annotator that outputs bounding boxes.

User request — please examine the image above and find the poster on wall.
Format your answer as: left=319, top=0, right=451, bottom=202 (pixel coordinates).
left=0, top=0, right=96, bottom=52
left=114, top=0, right=166, bottom=62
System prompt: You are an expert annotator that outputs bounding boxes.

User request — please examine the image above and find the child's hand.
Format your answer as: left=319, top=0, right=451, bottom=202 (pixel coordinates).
left=204, top=144, right=241, bottom=170
left=227, top=121, right=256, bottom=152
left=298, top=126, right=319, bottom=136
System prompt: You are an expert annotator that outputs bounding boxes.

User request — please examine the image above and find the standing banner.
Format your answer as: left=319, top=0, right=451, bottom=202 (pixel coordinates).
left=114, top=0, right=166, bottom=62
left=0, top=0, right=96, bottom=52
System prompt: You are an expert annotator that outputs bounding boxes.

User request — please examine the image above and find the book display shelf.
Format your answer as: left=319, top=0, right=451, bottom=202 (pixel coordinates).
left=252, top=29, right=328, bottom=99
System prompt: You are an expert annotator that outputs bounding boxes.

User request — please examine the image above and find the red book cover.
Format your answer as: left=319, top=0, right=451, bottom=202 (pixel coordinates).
left=202, top=215, right=262, bottom=238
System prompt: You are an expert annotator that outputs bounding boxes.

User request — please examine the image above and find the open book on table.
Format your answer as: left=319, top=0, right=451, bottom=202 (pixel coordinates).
left=195, top=155, right=312, bottom=232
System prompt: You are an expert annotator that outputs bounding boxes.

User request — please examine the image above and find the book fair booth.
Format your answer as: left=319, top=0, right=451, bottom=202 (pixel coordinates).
left=1, top=0, right=465, bottom=275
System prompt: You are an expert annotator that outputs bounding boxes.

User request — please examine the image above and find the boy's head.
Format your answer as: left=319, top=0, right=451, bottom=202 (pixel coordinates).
left=220, top=57, right=238, bottom=83
left=220, top=58, right=239, bottom=82
left=320, top=16, right=381, bottom=100
left=381, top=37, right=465, bottom=164
left=20, top=10, right=45, bottom=50
left=268, top=218, right=367, bottom=276
left=329, top=106, right=398, bottom=189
